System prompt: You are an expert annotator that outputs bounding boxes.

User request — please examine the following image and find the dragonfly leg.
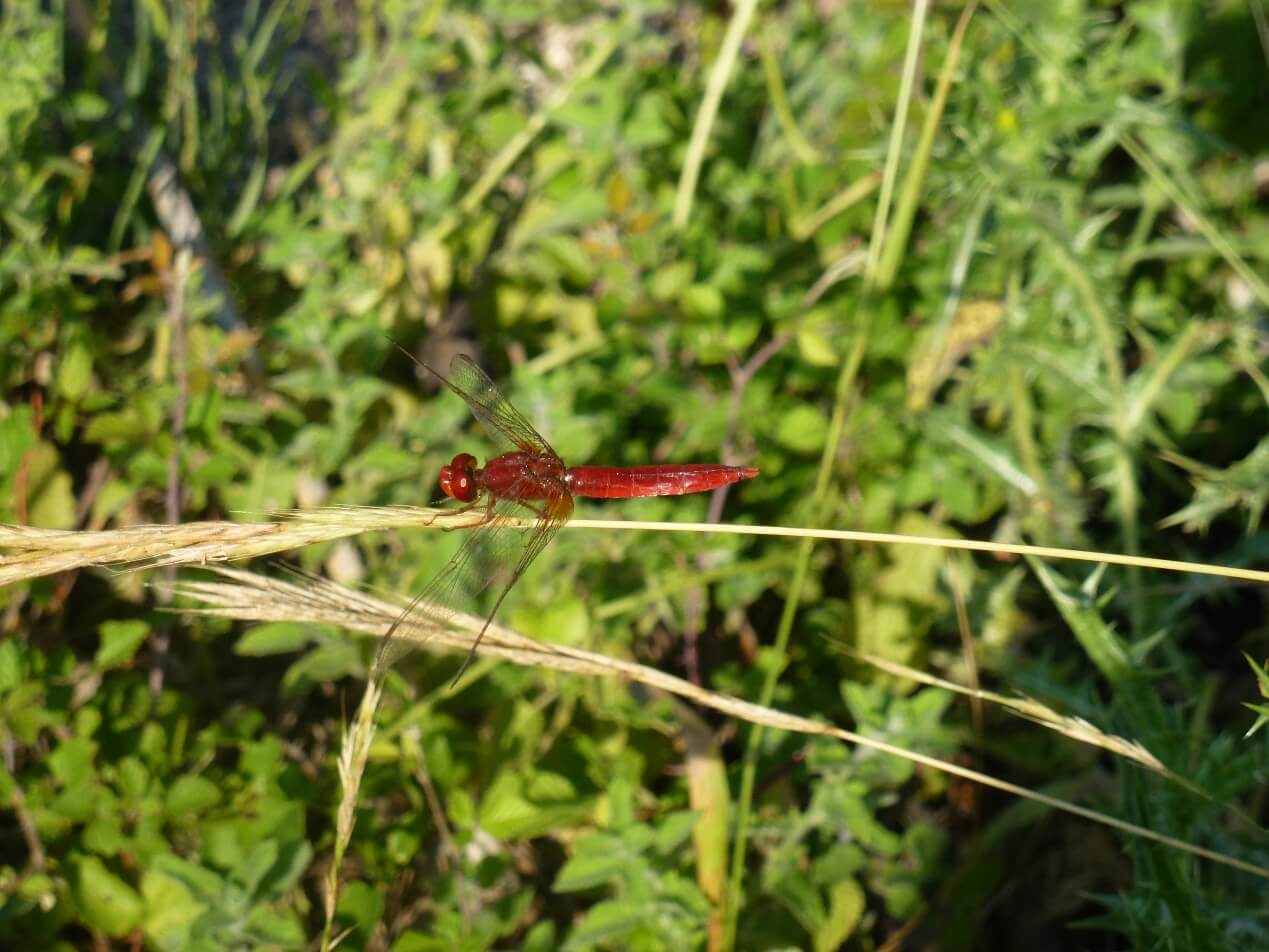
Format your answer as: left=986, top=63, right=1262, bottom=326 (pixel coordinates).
left=430, top=497, right=489, bottom=530
left=513, top=499, right=549, bottom=520
left=454, top=495, right=499, bottom=530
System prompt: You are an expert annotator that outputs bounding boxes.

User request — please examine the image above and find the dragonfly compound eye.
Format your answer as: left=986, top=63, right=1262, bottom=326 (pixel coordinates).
left=439, top=453, right=479, bottom=501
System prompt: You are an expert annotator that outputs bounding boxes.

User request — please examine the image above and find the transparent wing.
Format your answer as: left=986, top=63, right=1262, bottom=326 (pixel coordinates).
left=372, top=481, right=574, bottom=683
left=439, top=355, right=559, bottom=459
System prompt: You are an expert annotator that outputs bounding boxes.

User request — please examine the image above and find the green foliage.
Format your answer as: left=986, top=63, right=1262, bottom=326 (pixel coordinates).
left=1239, top=653, right=1269, bottom=739
left=2, top=0, right=1267, bottom=949
left=554, top=815, right=710, bottom=950
left=0, top=639, right=313, bottom=947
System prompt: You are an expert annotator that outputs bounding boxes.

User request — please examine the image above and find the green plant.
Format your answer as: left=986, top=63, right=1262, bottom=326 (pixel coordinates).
left=2, top=0, right=1267, bottom=949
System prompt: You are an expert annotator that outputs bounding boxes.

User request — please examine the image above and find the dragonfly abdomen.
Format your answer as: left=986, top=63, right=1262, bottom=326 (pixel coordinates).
left=566, top=464, right=758, bottom=498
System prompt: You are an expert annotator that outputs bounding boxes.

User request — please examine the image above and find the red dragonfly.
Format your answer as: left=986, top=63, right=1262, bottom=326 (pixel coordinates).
left=376, top=350, right=758, bottom=684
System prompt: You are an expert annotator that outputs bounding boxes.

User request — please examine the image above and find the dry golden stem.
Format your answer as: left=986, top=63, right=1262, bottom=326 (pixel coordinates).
left=159, top=566, right=1269, bottom=883
left=0, top=508, right=483, bottom=586
left=6, top=508, right=1267, bottom=587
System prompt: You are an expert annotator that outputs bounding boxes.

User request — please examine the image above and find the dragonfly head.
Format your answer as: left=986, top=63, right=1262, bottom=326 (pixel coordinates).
left=439, top=452, right=480, bottom=502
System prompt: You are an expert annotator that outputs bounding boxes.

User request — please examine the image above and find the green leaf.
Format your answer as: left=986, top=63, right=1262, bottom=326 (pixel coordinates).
left=1030, top=559, right=1132, bottom=685
left=17, top=871, right=56, bottom=908
left=682, top=283, right=724, bottom=320
left=652, top=810, right=698, bottom=855
left=725, top=315, right=762, bottom=352
left=479, top=779, right=548, bottom=841
left=1159, top=439, right=1269, bottom=533
left=926, top=413, right=1039, bottom=497
left=563, top=899, right=648, bottom=948
left=514, top=596, right=588, bottom=646
left=166, top=775, right=222, bottom=817
left=74, top=855, right=142, bottom=937
left=554, top=836, right=636, bottom=892
left=479, top=770, right=592, bottom=840
left=447, top=788, right=475, bottom=830
left=771, top=869, right=825, bottom=937
left=839, top=789, right=901, bottom=855
left=152, top=854, right=224, bottom=905
left=1242, top=653, right=1269, bottom=738
left=0, top=639, right=24, bottom=692
left=119, top=757, right=150, bottom=799
left=95, top=619, right=151, bottom=670
left=0, top=406, right=38, bottom=505
left=244, top=906, right=305, bottom=946
left=234, top=622, right=313, bottom=657
left=623, top=92, right=672, bottom=147
left=142, top=865, right=205, bottom=949
left=815, top=878, right=864, bottom=952
left=56, top=342, right=94, bottom=401
left=239, top=736, right=284, bottom=780
left=385, top=827, right=423, bottom=866
left=234, top=840, right=280, bottom=900
left=219, top=457, right=297, bottom=513
left=83, top=814, right=125, bottom=855
left=70, top=91, right=110, bottom=120
left=776, top=404, right=831, bottom=455
left=649, top=260, right=695, bottom=302
left=48, top=737, right=95, bottom=787
left=797, top=322, right=839, bottom=367
left=280, top=642, right=361, bottom=694
left=1243, top=702, right=1269, bottom=739
left=523, top=921, right=558, bottom=952
left=83, top=408, right=155, bottom=446
left=24, top=442, right=75, bottom=529
left=335, top=880, right=384, bottom=938
left=539, top=234, right=597, bottom=285
left=253, top=840, right=312, bottom=903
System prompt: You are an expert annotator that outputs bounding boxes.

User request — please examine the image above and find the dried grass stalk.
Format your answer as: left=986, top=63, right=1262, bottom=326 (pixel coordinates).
left=842, top=649, right=1168, bottom=774
left=6, top=508, right=1268, bottom=588
left=0, top=508, right=484, bottom=586
left=159, top=565, right=1269, bottom=882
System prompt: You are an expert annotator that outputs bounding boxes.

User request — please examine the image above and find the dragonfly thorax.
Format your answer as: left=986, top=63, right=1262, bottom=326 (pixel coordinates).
left=481, top=450, right=568, bottom=500
left=439, top=452, right=480, bottom=502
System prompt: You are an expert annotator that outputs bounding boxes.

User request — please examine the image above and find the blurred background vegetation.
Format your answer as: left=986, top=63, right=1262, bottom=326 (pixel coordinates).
left=2, top=0, right=1267, bottom=948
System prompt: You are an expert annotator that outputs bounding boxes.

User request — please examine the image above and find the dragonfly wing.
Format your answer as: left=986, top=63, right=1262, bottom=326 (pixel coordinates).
left=447, top=489, right=573, bottom=684
left=372, top=481, right=574, bottom=679
left=442, top=355, right=559, bottom=459
left=371, top=518, right=490, bottom=675
left=388, top=341, right=557, bottom=459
